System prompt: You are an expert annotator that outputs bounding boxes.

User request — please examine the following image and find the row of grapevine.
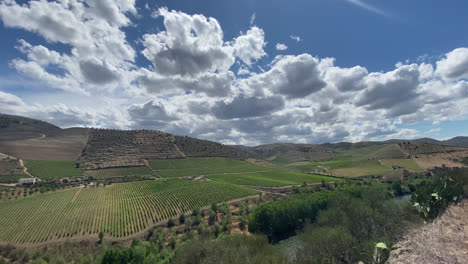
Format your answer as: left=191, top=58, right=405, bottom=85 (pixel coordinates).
left=0, top=179, right=258, bottom=244
left=148, top=157, right=267, bottom=178
left=84, top=166, right=156, bottom=179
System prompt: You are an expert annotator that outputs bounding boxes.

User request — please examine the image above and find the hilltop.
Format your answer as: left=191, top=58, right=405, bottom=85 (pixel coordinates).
left=0, top=114, right=249, bottom=168
left=387, top=137, right=468, bottom=147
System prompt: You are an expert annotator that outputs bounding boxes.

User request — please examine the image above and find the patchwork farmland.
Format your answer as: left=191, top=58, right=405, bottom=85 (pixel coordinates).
left=0, top=155, right=339, bottom=244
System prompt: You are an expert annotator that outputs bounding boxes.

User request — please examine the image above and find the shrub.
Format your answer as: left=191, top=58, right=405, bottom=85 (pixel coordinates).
left=411, top=173, right=464, bottom=220
left=248, top=185, right=369, bottom=241
left=192, top=208, right=200, bottom=217
left=167, top=218, right=175, bottom=228
left=173, top=234, right=287, bottom=264
left=179, top=214, right=185, bottom=224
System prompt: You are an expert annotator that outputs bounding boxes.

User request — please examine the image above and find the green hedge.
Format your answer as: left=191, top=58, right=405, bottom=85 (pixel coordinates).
left=248, top=185, right=369, bottom=241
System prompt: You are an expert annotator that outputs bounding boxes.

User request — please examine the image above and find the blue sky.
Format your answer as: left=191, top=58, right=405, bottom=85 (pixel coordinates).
left=0, top=0, right=467, bottom=145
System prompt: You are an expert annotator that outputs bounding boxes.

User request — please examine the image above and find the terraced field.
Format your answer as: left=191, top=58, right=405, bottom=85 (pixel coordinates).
left=0, top=179, right=258, bottom=244
left=208, top=171, right=340, bottom=187
left=24, top=160, right=83, bottom=180
left=148, top=157, right=266, bottom=178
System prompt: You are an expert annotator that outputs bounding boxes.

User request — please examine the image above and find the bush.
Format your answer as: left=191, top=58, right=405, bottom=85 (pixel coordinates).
left=295, top=188, right=410, bottom=263
left=412, top=169, right=464, bottom=220
left=192, top=208, right=200, bottom=217
left=296, top=226, right=354, bottom=263
left=248, top=185, right=369, bottom=241
left=174, top=234, right=287, bottom=264
left=179, top=214, right=185, bottom=224
left=391, top=180, right=404, bottom=196
left=167, top=218, right=175, bottom=228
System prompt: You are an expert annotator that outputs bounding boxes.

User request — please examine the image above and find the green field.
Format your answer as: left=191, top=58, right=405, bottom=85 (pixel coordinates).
left=0, top=174, right=28, bottom=183
left=148, top=157, right=266, bottom=178
left=84, top=166, right=157, bottom=179
left=0, top=179, right=258, bottom=244
left=208, top=171, right=340, bottom=187
left=24, top=160, right=83, bottom=180
left=284, top=161, right=327, bottom=173
left=380, top=159, right=424, bottom=172
left=285, top=153, right=425, bottom=177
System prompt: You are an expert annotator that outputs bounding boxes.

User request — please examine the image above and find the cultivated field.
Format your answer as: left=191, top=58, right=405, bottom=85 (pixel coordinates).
left=147, top=157, right=339, bottom=186
left=24, top=160, right=83, bottom=180
left=84, top=166, right=157, bottom=180
left=0, top=179, right=258, bottom=244
left=380, top=159, right=424, bottom=172
left=286, top=153, right=426, bottom=177
left=148, top=157, right=266, bottom=178
left=207, top=170, right=340, bottom=187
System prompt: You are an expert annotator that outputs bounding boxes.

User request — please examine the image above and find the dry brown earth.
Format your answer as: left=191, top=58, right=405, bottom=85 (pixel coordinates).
left=389, top=201, right=468, bottom=264
left=398, top=142, right=468, bottom=169
left=0, top=128, right=89, bottom=161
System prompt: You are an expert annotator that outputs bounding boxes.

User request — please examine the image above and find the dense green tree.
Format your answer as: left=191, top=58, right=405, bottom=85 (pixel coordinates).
left=98, top=232, right=104, bottom=244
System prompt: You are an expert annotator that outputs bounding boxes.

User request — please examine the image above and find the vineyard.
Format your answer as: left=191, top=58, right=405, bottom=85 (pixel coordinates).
left=84, top=166, right=157, bottom=180
left=24, top=160, right=83, bottom=180
left=208, top=170, right=340, bottom=187
left=148, top=157, right=266, bottom=178
left=0, top=179, right=258, bottom=244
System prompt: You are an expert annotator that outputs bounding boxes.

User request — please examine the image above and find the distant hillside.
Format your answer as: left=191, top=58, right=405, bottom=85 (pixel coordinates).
left=79, top=129, right=250, bottom=169
left=238, top=141, right=407, bottom=163
left=443, top=136, right=468, bottom=147
left=2, top=113, right=467, bottom=169
left=388, top=136, right=468, bottom=147
left=0, top=113, right=61, bottom=141
left=174, top=136, right=248, bottom=159
left=0, top=114, right=89, bottom=160
left=238, top=143, right=335, bottom=163
left=397, top=141, right=468, bottom=169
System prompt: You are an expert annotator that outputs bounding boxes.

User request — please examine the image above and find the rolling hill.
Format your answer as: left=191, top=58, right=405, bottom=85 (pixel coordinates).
left=0, top=114, right=251, bottom=169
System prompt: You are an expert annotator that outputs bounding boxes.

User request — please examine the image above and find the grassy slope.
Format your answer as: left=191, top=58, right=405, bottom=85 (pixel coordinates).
left=282, top=144, right=424, bottom=177
left=0, top=174, right=29, bottom=183
left=24, top=160, right=83, bottom=180
left=148, top=157, right=266, bottom=178
left=381, top=159, right=424, bottom=172
left=84, top=166, right=156, bottom=179
left=207, top=171, right=341, bottom=187
left=148, top=157, right=339, bottom=186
